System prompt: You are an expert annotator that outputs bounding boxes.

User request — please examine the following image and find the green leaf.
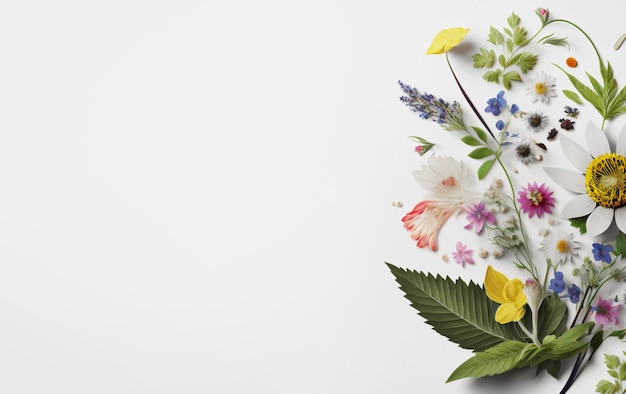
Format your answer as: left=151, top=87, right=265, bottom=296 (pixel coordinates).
left=538, top=33, right=570, bottom=48
left=536, top=359, right=561, bottom=379
left=502, top=71, right=522, bottom=90
left=505, top=53, right=521, bottom=68
left=516, top=52, right=538, bottom=73
left=488, top=26, right=504, bottom=45
left=447, top=340, right=532, bottom=382
left=556, top=65, right=604, bottom=115
left=605, top=354, right=621, bottom=369
left=498, top=54, right=506, bottom=68
left=569, top=216, right=588, bottom=234
left=512, top=26, right=528, bottom=46
left=506, top=38, right=514, bottom=54
left=613, top=232, right=626, bottom=257
left=507, top=13, right=520, bottom=28
left=525, top=294, right=568, bottom=339
left=477, top=159, right=495, bottom=180
left=471, top=126, right=488, bottom=143
left=483, top=70, right=501, bottom=83
left=563, top=89, right=584, bottom=105
left=472, top=48, right=495, bottom=69
left=596, top=379, right=619, bottom=394
left=461, top=136, right=482, bottom=146
left=468, top=147, right=495, bottom=159
left=386, top=264, right=524, bottom=352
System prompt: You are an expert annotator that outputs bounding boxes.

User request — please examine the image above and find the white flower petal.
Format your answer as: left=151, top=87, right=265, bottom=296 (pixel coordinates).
left=586, top=121, right=610, bottom=157
left=586, top=206, right=614, bottom=237
left=560, top=134, right=592, bottom=172
left=616, top=123, right=626, bottom=156
left=615, top=206, right=626, bottom=234
left=543, top=167, right=586, bottom=193
left=561, top=194, right=596, bottom=218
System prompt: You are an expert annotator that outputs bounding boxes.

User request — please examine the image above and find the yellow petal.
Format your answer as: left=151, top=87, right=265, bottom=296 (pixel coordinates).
left=484, top=265, right=509, bottom=304
left=503, top=279, right=526, bottom=304
left=426, top=27, right=469, bottom=55
left=495, top=303, right=526, bottom=324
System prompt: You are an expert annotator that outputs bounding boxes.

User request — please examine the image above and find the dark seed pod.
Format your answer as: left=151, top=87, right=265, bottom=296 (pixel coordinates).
left=547, top=128, right=558, bottom=140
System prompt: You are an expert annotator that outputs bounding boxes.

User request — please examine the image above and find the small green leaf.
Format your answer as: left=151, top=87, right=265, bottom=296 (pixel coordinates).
left=604, top=354, right=620, bottom=369
left=461, top=136, right=482, bottom=146
left=516, top=52, right=538, bottom=73
left=468, top=147, right=495, bottom=159
left=613, top=232, right=626, bottom=257
left=488, top=26, right=504, bottom=45
left=569, top=216, right=588, bottom=234
left=502, top=71, right=522, bottom=90
left=477, top=159, right=495, bottom=180
left=507, top=12, right=520, bottom=28
left=563, top=89, right=584, bottom=105
left=596, top=379, right=619, bottom=394
left=513, top=26, right=528, bottom=46
left=483, top=70, right=501, bottom=83
left=471, top=127, right=488, bottom=143
left=472, top=48, right=495, bottom=69
left=498, top=54, right=506, bottom=67
left=505, top=53, right=521, bottom=68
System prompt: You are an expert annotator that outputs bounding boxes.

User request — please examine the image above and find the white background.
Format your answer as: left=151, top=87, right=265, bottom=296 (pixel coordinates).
left=1, top=0, right=626, bottom=393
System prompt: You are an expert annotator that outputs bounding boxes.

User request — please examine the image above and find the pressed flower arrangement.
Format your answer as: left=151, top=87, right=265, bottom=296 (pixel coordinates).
left=388, top=8, right=626, bottom=394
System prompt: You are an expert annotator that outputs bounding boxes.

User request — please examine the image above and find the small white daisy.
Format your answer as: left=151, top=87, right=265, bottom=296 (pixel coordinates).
left=524, top=111, right=549, bottom=131
left=539, top=230, right=580, bottom=264
left=526, top=71, right=558, bottom=104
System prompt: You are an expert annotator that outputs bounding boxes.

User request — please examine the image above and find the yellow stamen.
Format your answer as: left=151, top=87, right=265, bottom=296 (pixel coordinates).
left=556, top=239, right=569, bottom=253
left=585, top=153, right=626, bottom=208
left=535, top=83, right=547, bottom=94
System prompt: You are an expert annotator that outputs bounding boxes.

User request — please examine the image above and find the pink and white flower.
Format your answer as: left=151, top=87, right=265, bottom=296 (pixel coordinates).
left=402, top=156, right=480, bottom=251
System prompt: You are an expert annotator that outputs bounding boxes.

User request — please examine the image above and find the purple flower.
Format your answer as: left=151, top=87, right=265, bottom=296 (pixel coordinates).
left=463, top=201, right=496, bottom=234
left=548, top=271, right=566, bottom=293
left=452, top=242, right=474, bottom=267
left=485, top=91, right=507, bottom=116
left=517, top=182, right=556, bottom=218
left=592, top=243, right=614, bottom=264
left=566, top=284, right=582, bottom=303
left=592, top=297, right=622, bottom=326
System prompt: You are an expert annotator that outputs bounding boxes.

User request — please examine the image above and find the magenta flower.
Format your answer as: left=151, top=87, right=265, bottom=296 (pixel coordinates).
left=463, top=201, right=496, bottom=233
left=592, top=297, right=622, bottom=326
left=452, top=241, right=474, bottom=267
left=517, top=182, right=556, bottom=218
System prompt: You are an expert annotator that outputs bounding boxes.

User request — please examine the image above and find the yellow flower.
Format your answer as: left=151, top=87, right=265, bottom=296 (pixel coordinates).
left=426, top=28, right=469, bottom=55
left=484, top=265, right=527, bottom=324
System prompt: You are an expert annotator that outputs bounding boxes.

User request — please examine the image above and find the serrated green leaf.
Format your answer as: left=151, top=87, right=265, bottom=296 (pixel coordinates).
left=507, top=13, right=520, bottom=28
left=506, top=39, right=514, bottom=54
left=461, top=135, right=482, bottom=146
left=513, top=26, right=528, bottom=46
left=488, top=26, right=504, bottom=45
left=596, top=379, right=619, bottom=394
left=502, top=71, right=522, bottom=90
left=525, top=294, right=568, bottom=339
left=483, top=70, right=501, bottom=83
left=618, top=361, right=626, bottom=379
left=505, top=53, right=521, bottom=68
left=503, top=27, right=512, bottom=38
left=569, top=216, right=588, bottom=234
left=605, top=354, right=621, bottom=369
left=608, top=370, right=619, bottom=379
left=588, top=72, right=605, bottom=97
left=477, top=159, right=495, bottom=180
left=563, top=89, right=584, bottom=105
left=614, top=232, right=626, bottom=257
left=556, top=65, right=604, bottom=115
left=468, top=147, right=495, bottom=159
left=386, top=264, right=524, bottom=352
left=447, top=340, right=533, bottom=382
left=472, top=48, right=495, bottom=68
left=516, top=52, right=538, bottom=73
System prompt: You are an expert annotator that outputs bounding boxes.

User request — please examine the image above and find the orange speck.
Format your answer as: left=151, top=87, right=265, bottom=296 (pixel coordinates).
left=566, top=57, right=578, bottom=68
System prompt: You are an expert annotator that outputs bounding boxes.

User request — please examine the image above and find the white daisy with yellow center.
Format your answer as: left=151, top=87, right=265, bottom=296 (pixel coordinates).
left=544, top=121, right=626, bottom=237
left=526, top=71, right=558, bottom=104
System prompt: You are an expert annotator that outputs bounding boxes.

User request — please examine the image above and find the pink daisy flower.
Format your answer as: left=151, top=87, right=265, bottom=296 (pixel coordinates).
left=452, top=242, right=474, bottom=267
left=517, top=182, right=555, bottom=218
left=592, top=297, right=622, bottom=326
left=463, top=200, right=496, bottom=234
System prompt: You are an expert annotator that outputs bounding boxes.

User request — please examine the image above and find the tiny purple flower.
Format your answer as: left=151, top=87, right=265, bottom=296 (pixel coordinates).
left=495, top=120, right=505, bottom=130
left=510, top=104, right=520, bottom=114
left=566, top=284, right=582, bottom=303
left=452, top=242, right=474, bottom=267
left=463, top=201, right=496, bottom=234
